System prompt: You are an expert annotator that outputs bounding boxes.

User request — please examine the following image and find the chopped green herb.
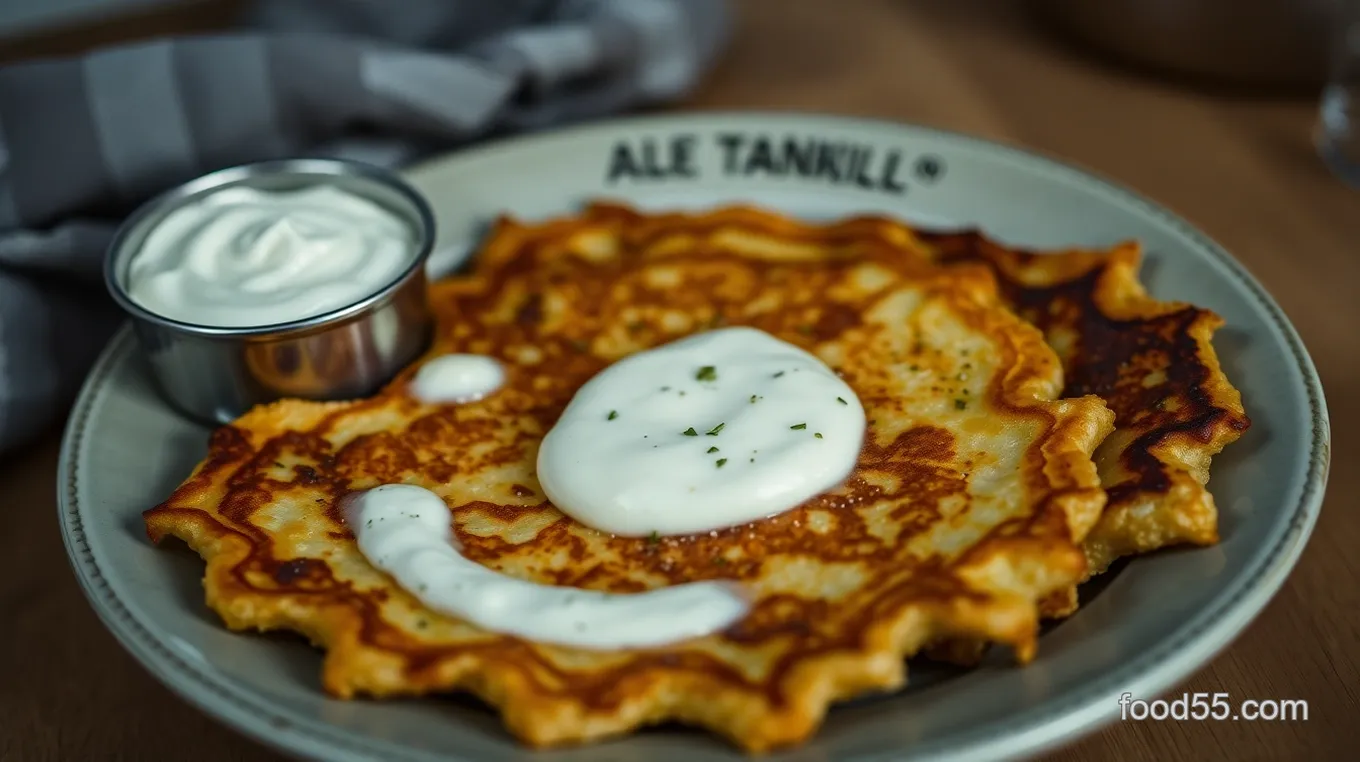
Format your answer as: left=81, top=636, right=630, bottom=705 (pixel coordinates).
left=773, top=371, right=786, bottom=378
left=836, top=396, right=847, bottom=405
left=713, top=557, right=728, bottom=566
left=569, top=339, right=589, bottom=352
left=707, top=446, right=719, bottom=454
left=954, top=399, right=968, bottom=410
left=682, top=427, right=698, bottom=436
left=648, top=531, right=660, bottom=545
left=607, top=410, right=618, bottom=421
left=706, top=422, right=726, bottom=436
left=416, top=619, right=428, bottom=629
left=274, top=461, right=285, bottom=468
left=814, top=432, right=823, bottom=439
left=716, top=458, right=728, bottom=468
left=695, top=365, right=717, bottom=382
left=797, top=324, right=814, bottom=335
left=660, top=386, right=671, bottom=392
left=750, top=394, right=759, bottom=403
left=790, top=423, right=807, bottom=430
left=908, top=364, right=920, bottom=372
left=749, top=457, right=755, bottom=463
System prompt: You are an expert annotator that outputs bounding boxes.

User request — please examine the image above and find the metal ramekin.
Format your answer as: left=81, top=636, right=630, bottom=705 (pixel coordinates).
left=104, top=159, right=435, bottom=425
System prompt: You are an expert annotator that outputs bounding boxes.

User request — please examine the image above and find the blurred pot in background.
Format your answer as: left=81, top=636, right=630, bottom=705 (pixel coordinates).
left=1028, top=0, right=1344, bottom=90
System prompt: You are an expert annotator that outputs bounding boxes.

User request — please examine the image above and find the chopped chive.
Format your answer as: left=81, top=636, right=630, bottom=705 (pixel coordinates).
left=814, top=432, right=823, bottom=439
left=716, top=458, right=728, bottom=468
left=607, top=410, right=618, bottom=421
left=790, top=423, right=807, bottom=430
left=713, top=557, right=728, bottom=566
left=773, top=371, right=786, bottom=378
left=706, top=422, right=726, bottom=436
left=682, top=427, right=698, bottom=436
left=416, top=619, right=428, bottom=629
left=696, top=365, right=717, bottom=382
left=750, top=394, right=759, bottom=403
left=749, top=457, right=755, bottom=463
left=647, top=531, right=660, bottom=545
left=707, top=446, right=719, bottom=453
left=836, top=396, right=847, bottom=405
left=660, top=385, right=671, bottom=392
left=954, top=399, right=968, bottom=410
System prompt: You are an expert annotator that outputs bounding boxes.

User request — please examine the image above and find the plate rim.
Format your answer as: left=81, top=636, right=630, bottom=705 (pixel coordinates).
left=56, top=110, right=1332, bottom=762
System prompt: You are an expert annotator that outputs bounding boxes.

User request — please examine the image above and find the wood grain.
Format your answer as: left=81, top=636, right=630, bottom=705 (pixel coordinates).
left=1, top=0, right=1353, bottom=759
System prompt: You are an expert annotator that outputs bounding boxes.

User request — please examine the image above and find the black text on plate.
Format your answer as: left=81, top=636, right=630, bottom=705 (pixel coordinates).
left=606, top=135, right=699, bottom=182
left=604, top=133, right=943, bottom=195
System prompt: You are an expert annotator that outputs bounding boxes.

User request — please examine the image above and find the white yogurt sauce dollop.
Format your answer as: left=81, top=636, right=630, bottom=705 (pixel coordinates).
left=126, top=185, right=415, bottom=327
left=410, top=354, right=506, bottom=404
left=346, top=484, right=749, bottom=649
left=537, top=327, right=866, bottom=537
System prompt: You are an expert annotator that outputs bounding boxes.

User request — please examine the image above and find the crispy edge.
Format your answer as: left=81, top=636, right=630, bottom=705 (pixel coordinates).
left=1066, top=245, right=1248, bottom=575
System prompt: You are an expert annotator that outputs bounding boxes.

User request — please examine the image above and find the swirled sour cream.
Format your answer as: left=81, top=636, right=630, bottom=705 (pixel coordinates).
left=410, top=354, right=506, bottom=404
left=126, top=185, right=415, bottom=327
left=537, top=327, right=866, bottom=537
left=345, top=484, right=749, bottom=649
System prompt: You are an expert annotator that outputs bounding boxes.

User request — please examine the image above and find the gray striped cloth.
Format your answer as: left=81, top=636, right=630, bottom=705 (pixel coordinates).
left=0, top=0, right=730, bottom=455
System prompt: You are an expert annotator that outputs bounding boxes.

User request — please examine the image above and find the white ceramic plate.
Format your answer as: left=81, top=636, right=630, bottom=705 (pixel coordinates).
left=58, top=113, right=1330, bottom=762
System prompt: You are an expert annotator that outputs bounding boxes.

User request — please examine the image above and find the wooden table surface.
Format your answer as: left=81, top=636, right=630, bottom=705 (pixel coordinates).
left=1, top=0, right=1355, bottom=760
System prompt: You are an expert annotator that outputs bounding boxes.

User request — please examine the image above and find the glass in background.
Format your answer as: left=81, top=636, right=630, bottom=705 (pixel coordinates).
left=1317, top=0, right=1360, bottom=186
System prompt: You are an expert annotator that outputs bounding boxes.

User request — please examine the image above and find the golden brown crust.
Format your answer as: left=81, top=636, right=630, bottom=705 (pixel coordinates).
left=912, top=232, right=1250, bottom=576
left=145, top=204, right=1114, bottom=752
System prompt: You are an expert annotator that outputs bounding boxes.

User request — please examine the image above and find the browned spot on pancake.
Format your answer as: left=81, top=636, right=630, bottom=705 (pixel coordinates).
left=273, top=557, right=327, bottom=585
left=813, top=302, right=862, bottom=341
left=515, top=292, right=544, bottom=326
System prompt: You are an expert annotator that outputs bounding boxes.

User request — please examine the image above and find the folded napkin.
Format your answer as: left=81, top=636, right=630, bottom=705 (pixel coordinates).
left=0, top=0, right=731, bottom=455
